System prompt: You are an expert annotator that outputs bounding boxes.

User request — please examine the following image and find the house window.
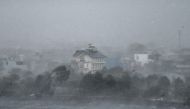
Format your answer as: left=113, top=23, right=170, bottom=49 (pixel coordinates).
left=80, top=56, right=84, bottom=61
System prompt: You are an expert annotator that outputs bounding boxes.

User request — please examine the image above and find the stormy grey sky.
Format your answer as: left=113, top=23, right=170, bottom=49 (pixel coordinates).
left=0, top=0, right=190, bottom=49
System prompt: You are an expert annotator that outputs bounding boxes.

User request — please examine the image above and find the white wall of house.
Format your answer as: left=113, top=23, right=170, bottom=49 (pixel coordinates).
left=73, top=55, right=105, bottom=74
left=134, top=54, right=151, bottom=66
left=2, top=60, right=28, bottom=71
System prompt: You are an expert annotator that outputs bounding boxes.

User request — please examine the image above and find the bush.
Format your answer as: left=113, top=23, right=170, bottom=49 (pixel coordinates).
left=33, top=73, right=54, bottom=96
left=0, top=73, right=20, bottom=96
left=52, top=65, right=70, bottom=85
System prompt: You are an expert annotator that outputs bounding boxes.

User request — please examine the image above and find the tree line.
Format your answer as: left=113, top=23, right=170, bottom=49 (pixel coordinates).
left=0, top=66, right=190, bottom=106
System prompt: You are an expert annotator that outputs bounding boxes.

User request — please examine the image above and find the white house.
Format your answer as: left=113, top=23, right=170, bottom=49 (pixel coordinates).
left=134, top=53, right=152, bottom=66
left=72, top=44, right=106, bottom=74
left=0, top=55, right=28, bottom=73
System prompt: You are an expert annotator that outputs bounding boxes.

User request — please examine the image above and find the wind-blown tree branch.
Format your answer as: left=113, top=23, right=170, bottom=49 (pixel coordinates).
left=51, top=65, right=70, bottom=85
left=34, top=72, right=53, bottom=96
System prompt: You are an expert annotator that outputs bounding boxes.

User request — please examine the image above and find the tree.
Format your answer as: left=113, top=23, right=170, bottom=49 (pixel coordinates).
left=173, top=78, right=186, bottom=99
left=19, top=76, right=35, bottom=96
left=0, top=73, right=20, bottom=96
left=143, top=75, right=170, bottom=98
left=121, top=74, right=131, bottom=89
left=183, top=77, right=190, bottom=106
left=157, top=76, right=171, bottom=97
left=146, top=74, right=159, bottom=88
left=158, top=76, right=170, bottom=89
left=34, top=72, right=53, bottom=97
left=80, top=72, right=105, bottom=94
left=149, top=51, right=161, bottom=61
left=130, top=75, right=145, bottom=96
left=52, top=65, right=70, bottom=85
left=115, top=74, right=132, bottom=96
left=80, top=73, right=94, bottom=90
left=104, top=75, right=116, bottom=88
left=184, top=86, right=190, bottom=106
left=128, top=43, right=147, bottom=55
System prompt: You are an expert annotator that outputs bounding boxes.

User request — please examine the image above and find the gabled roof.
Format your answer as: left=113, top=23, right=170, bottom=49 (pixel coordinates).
left=73, top=49, right=106, bottom=58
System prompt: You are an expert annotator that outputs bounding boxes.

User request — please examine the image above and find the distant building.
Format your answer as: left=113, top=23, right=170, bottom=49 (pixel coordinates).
left=0, top=55, right=28, bottom=73
left=134, top=53, right=152, bottom=66
left=174, top=48, right=190, bottom=74
left=72, top=44, right=106, bottom=74
left=121, top=52, right=153, bottom=71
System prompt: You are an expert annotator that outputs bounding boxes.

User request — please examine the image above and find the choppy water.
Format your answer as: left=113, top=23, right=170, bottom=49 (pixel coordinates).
left=0, top=98, right=187, bottom=109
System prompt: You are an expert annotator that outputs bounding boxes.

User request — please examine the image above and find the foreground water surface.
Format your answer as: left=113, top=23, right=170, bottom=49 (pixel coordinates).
left=0, top=97, right=188, bottom=109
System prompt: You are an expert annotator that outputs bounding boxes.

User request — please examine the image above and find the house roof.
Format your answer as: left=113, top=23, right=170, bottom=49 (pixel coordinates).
left=73, top=49, right=106, bottom=58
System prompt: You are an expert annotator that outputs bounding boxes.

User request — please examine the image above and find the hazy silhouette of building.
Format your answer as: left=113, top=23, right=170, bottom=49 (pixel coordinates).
left=72, top=44, right=106, bottom=74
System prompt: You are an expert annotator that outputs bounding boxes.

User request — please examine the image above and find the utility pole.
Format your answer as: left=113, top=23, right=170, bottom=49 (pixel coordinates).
left=178, top=30, right=181, bottom=50
left=178, top=26, right=184, bottom=50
